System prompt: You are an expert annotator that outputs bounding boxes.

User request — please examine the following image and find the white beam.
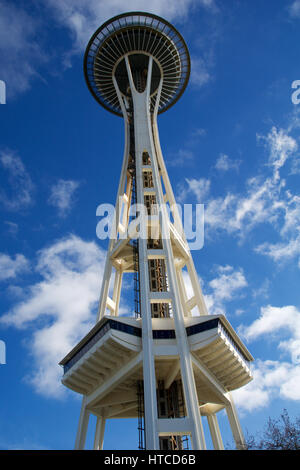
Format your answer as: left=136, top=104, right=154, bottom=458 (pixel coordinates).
left=106, top=296, right=116, bottom=313
left=98, top=390, right=137, bottom=406
left=164, top=360, right=180, bottom=389
left=157, top=418, right=192, bottom=436
left=86, top=352, right=142, bottom=407
left=107, top=402, right=137, bottom=418
left=186, top=296, right=197, bottom=312
left=175, top=268, right=191, bottom=318
left=191, top=354, right=230, bottom=405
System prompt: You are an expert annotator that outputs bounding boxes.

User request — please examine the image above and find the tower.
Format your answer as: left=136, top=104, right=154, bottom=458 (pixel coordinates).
left=59, top=12, right=253, bottom=451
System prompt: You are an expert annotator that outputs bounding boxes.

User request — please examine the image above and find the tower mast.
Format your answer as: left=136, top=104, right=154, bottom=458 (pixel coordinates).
left=60, top=12, right=254, bottom=451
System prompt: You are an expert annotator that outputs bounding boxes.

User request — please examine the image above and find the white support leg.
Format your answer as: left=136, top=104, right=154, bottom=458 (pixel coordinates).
left=189, top=405, right=206, bottom=451
left=176, top=267, right=192, bottom=317
left=186, top=258, right=209, bottom=316
left=124, top=54, right=159, bottom=450
left=226, top=394, right=246, bottom=450
left=149, top=84, right=206, bottom=451
left=207, top=413, right=224, bottom=450
left=96, top=104, right=130, bottom=322
left=112, top=268, right=123, bottom=317
left=96, top=261, right=113, bottom=321
left=94, top=416, right=106, bottom=450
left=153, top=98, right=210, bottom=448
left=75, top=397, right=90, bottom=450
left=153, top=113, right=208, bottom=319
left=152, top=119, right=183, bottom=233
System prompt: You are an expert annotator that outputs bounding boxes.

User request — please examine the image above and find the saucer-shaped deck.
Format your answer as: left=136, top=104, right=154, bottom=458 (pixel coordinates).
left=84, top=12, right=190, bottom=116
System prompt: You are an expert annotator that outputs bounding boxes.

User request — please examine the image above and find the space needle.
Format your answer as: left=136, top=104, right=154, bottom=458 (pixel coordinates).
left=59, top=12, right=253, bottom=451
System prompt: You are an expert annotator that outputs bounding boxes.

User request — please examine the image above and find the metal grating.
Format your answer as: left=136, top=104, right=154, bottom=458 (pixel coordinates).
left=137, top=380, right=146, bottom=450
left=84, top=11, right=190, bottom=116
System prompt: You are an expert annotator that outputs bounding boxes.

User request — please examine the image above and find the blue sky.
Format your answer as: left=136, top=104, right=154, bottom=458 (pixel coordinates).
left=0, top=0, right=300, bottom=450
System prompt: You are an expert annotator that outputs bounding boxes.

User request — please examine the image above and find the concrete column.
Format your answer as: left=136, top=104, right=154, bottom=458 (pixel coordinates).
left=149, top=88, right=206, bottom=450
left=207, top=413, right=224, bottom=450
left=94, top=416, right=106, bottom=450
left=112, top=268, right=123, bottom=316
left=125, top=54, right=159, bottom=450
left=75, top=397, right=90, bottom=450
left=226, top=394, right=246, bottom=450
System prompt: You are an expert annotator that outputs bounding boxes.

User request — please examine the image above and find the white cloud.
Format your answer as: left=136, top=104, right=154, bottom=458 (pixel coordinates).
left=48, top=179, right=80, bottom=217
left=180, top=273, right=299, bottom=414
left=44, top=0, right=218, bottom=87
left=167, top=149, right=195, bottom=167
left=234, top=174, right=284, bottom=231
left=256, top=233, right=300, bottom=265
left=0, top=1, right=218, bottom=96
left=255, top=191, right=300, bottom=265
left=232, top=304, right=300, bottom=411
left=0, top=253, right=29, bottom=281
left=181, top=265, right=247, bottom=317
left=180, top=265, right=247, bottom=317
left=191, top=128, right=207, bottom=137
left=205, top=265, right=247, bottom=315
left=0, top=437, right=49, bottom=451
left=0, top=151, right=34, bottom=211
left=0, top=235, right=106, bottom=398
left=4, top=221, right=19, bottom=237
left=280, top=193, right=300, bottom=236
left=182, top=177, right=211, bottom=203
left=173, top=129, right=207, bottom=168
left=0, top=1, right=45, bottom=97
left=178, top=124, right=300, bottom=257
left=202, top=193, right=239, bottom=234
left=178, top=170, right=284, bottom=238
left=251, top=279, right=270, bottom=300
left=289, top=0, right=300, bottom=18
left=257, top=126, right=298, bottom=182
left=240, top=304, right=300, bottom=364
left=45, top=0, right=217, bottom=52
left=233, top=360, right=300, bottom=412
left=215, top=153, right=241, bottom=172
left=190, top=56, right=211, bottom=88
left=209, top=266, right=247, bottom=301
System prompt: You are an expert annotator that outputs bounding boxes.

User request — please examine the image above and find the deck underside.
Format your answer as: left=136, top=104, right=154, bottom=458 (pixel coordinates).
left=60, top=315, right=252, bottom=418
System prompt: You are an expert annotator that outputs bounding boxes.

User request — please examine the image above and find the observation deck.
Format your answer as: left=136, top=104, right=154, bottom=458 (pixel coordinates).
left=60, top=315, right=253, bottom=418
left=84, top=12, right=190, bottom=116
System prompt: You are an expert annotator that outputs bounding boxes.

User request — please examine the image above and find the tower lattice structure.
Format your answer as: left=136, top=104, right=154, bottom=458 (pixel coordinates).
left=59, top=12, right=254, bottom=451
